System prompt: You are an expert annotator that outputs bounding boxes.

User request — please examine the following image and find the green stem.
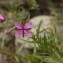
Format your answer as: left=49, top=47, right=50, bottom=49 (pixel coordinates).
left=33, top=43, right=37, bottom=56
left=1, top=37, right=5, bottom=49
left=16, top=43, right=25, bottom=53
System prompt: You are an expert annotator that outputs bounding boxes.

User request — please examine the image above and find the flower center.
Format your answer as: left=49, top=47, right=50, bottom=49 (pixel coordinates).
left=18, top=26, right=31, bottom=37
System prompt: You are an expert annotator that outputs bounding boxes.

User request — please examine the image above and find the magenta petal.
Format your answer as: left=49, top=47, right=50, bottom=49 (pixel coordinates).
left=24, top=30, right=32, bottom=37
left=14, top=22, right=22, bottom=29
left=15, top=31, right=22, bottom=38
left=24, top=22, right=32, bottom=28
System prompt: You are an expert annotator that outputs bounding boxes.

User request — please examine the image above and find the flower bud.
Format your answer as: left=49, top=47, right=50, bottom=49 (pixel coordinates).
left=0, top=14, right=6, bottom=23
left=6, top=29, right=12, bottom=34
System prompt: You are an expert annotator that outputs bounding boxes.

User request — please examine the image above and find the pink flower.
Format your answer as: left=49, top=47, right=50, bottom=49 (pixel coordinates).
left=6, top=22, right=32, bottom=38
left=0, top=14, right=6, bottom=23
